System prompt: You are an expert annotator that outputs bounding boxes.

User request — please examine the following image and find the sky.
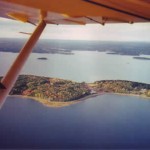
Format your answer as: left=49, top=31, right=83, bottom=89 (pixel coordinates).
left=0, top=17, right=150, bottom=42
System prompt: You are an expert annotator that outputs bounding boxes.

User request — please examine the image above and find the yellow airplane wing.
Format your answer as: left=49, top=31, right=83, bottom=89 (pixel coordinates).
left=0, top=0, right=150, bottom=25
left=0, top=0, right=150, bottom=108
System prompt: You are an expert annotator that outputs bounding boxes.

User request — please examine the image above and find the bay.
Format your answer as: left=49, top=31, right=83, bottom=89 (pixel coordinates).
left=0, top=94, right=150, bottom=148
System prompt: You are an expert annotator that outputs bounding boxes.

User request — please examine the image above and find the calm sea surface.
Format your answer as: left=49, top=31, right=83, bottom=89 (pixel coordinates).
left=1, top=95, right=150, bottom=148
left=0, top=51, right=150, bottom=83
left=0, top=51, right=150, bottom=148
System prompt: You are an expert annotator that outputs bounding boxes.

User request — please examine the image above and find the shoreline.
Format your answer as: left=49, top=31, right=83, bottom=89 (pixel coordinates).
left=9, top=92, right=150, bottom=108
left=9, top=93, right=99, bottom=108
left=112, top=92, right=150, bottom=100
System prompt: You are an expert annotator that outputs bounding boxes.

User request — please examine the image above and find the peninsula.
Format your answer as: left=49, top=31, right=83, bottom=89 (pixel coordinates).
left=1, top=75, right=150, bottom=107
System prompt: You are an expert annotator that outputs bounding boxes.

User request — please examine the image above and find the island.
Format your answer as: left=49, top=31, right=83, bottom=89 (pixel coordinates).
left=1, top=75, right=150, bottom=107
left=133, top=57, right=150, bottom=60
left=8, top=75, right=91, bottom=107
left=37, top=57, right=48, bottom=60
left=106, top=52, right=118, bottom=55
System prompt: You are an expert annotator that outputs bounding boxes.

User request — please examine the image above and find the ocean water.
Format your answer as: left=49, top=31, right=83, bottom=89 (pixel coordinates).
left=0, top=51, right=150, bottom=83
left=0, top=40, right=150, bottom=148
left=0, top=94, right=150, bottom=148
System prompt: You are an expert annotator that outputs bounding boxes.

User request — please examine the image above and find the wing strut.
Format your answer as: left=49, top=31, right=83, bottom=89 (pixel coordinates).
left=0, top=19, right=46, bottom=108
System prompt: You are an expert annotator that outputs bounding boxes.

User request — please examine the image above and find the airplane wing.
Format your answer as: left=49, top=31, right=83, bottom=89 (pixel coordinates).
left=0, top=0, right=150, bottom=108
left=0, top=0, right=150, bottom=25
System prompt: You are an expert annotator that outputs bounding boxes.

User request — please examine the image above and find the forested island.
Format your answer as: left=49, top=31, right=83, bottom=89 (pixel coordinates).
left=1, top=75, right=150, bottom=107
left=1, top=75, right=150, bottom=106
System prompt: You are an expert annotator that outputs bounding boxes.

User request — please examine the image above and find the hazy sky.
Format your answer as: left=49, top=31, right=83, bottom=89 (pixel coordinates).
left=0, top=17, right=150, bottom=41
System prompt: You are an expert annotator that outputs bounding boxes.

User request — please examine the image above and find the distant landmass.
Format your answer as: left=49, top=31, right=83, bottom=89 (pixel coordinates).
left=0, top=38, right=150, bottom=56
left=133, top=57, right=150, bottom=60
left=1, top=75, right=150, bottom=107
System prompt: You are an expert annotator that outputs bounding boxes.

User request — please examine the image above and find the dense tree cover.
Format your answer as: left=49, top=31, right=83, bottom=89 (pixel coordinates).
left=1, top=75, right=150, bottom=102
left=9, top=75, right=91, bottom=102
left=91, top=80, right=150, bottom=97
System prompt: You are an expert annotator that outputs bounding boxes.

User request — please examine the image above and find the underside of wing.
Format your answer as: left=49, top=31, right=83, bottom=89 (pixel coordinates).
left=0, top=0, right=150, bottom=25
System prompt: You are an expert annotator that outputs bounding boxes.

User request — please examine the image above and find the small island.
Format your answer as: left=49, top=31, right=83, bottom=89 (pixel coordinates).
left=37, top=57, right=48, bottom=60
left=133, top=57, right=150, bottom=60
left=106, top=52, right=118, bottom=55
left=1, top=75, right=150, bottom=107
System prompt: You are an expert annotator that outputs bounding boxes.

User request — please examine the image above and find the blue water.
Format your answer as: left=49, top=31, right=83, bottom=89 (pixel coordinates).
left=0, top=94, right=150, bottom=149
left=1, top=49, right=150, bottom=148
left=1, top=51, right=150, bottom=83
